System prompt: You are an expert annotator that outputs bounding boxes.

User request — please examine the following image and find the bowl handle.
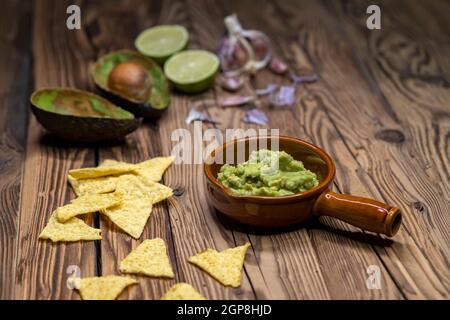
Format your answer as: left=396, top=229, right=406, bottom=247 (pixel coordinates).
left=313, top=190, right=402, bottom=237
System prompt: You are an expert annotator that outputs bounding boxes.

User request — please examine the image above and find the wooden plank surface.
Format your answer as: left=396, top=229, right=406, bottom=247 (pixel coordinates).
left=271, top=0, right=449, bottom=299
left=0, top=0, right=32, bottom=300
left=151, top=0, right=256, bottom=300
left=214, top=0, right=403, bottom=300
left=86, top=0, right=179, bottom=299
left=1, top=0, right=448, bottom=299
left=15, top=0, right=98, bottom=299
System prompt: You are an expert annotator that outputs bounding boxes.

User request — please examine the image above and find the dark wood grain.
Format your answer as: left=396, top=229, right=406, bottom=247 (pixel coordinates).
left=2, top=0, right=449, bottom=300
left=0, top=0, right=32, bottom=300
left=83, top=0, right=178, bottom=299
left=270, top=0, right=449, bottom=299
left=206, top=0, right=403, bottom=299
left=152, top=0, right=256, bottom=299
left=15, top=0, right=98, bottom=299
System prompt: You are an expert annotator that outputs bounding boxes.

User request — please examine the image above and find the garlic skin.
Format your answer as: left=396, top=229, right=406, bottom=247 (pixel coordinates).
left=219, top=95, right=254, bottom=107
left=242, top=108, right=268, bottom=125
left=108, top=61, right=152, bottom=103
left=269, top=57, right=289, bottom=75
left=220, top=76, right=244, bottom=92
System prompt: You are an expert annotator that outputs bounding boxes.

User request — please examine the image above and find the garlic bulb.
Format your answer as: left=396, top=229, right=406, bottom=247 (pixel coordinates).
left=216, top=14, right=272, bottom=76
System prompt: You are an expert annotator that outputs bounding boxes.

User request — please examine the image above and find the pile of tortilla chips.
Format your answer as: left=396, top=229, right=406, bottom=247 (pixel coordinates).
left=39, top=156, right=174, bottom=242
left=38, top=155, right=252, bottom=300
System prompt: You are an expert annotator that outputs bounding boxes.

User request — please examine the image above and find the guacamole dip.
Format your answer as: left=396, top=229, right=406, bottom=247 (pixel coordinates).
left=217, top=149, right=319, bottom=196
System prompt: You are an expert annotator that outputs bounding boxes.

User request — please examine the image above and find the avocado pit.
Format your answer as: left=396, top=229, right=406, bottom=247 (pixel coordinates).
left=108, top=61, right=152, bottom=103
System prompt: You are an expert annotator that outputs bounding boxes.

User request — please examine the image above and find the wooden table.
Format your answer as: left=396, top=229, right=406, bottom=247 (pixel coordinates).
left=1, top=0, right=449, bottom=300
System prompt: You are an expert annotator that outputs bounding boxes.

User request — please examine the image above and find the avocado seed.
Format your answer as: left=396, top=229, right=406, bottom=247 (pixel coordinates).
left=108, top=61, right=152, bottom=103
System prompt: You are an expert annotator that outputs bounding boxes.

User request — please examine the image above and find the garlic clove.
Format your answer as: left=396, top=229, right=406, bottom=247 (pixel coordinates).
left=220, top=76, right=244, bottom=92
left=269, top=57, right=289, bottom=75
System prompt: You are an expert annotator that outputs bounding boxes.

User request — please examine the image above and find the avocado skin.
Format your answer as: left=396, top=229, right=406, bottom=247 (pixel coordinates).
left=31, top=103, right=142, bottom=143
left=96, top=87, right=167, bottom=119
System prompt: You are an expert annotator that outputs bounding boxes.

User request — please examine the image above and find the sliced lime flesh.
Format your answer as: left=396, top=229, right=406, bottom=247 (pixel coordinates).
left=164, top=50, right=219, bottom=92
left=135, top=25, right=189, bottom=61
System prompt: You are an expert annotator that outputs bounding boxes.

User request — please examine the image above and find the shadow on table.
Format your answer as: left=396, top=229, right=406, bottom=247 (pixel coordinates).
left=38, top=118, right=161, bottom=149
left=39, top=133, right=126, bottom=149
left=214, top=210, right=395, bottom=247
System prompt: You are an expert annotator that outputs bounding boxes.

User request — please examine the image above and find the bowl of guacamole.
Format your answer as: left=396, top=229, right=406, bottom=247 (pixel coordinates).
left=204, top=135, right=334, bottom=227
left=204, top=136, right=401, bottom=236
left=217, top=149, right=319, bottom=197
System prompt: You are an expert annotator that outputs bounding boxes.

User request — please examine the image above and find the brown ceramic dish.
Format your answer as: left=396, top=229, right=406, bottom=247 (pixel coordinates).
left=204, top=135, right=402, bottom=237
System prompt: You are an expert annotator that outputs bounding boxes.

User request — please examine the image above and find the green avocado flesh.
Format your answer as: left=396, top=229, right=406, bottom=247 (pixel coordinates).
left=92, top=50, right=170, bottom=110
left=31, top=89, right=134, bottom=119
left=218, top=149, right=319, bottom=197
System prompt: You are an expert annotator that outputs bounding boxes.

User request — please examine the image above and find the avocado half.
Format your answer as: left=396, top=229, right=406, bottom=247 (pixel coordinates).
left=30, top=88, right=142, bottom=143
left=91, top=50, right=170, bottom=119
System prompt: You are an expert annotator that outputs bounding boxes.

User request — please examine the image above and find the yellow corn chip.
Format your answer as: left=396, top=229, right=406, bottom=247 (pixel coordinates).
left=68, top=174, right=118, bottom=196
left=101, top=175, right=153, bottom=239
left=68, top=162, right=136, bottom=179
left=56, top=192, right=122, bottom=222
left=161, top=283, right=206, bottom=300
left=39, top=212, right=101, bottom=242
left=120, top=238, right=174, bottom=278
left=135, top=156, right=175, bottom=183
left=77, top=275, right=137, bottom=300
left=100, top=156, right=174, bottom=182
left=99, top=159, right=121, bottom=167
left=142, top=180, right=173, bottom=204
left=188, top=242, right=251, bottom=287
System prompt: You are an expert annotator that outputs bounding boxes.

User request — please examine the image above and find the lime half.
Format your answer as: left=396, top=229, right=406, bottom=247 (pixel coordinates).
left=135, top=25, right=189, bottom=64
left=164, top=50, right=219, bottom=93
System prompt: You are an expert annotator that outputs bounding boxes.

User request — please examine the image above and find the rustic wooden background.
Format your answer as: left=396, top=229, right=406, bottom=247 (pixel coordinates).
left=1, top=0, right=449, bottom=300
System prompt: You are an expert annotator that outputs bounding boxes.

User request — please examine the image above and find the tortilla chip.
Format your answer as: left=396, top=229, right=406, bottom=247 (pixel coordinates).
left=68, top=174, right=118, bottom=196
left=135, top=156, right=174, bottom=183
left=100, top=157, right=174, bottom=182
left=99, top=159, right=120, bottom=167
left=161, top=283, right=206, bottom=300
left=188, top=242, right=250, bottom=287
left=77, top=275, right=137, bottom=300
left=56, top=192, right=122, bottom=222
left=68, top=162, right=136, bottom=179
left=101, top=175, right=153, bottom=239
left=120, top=238, right=174, bottom=278
left=39, top=212, right=101, bottom=242
left=142, top=180, right=173, bottom=204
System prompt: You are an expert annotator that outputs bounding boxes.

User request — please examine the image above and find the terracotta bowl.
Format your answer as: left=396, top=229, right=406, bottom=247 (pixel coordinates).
left=204, top=135, right=402, bottom=237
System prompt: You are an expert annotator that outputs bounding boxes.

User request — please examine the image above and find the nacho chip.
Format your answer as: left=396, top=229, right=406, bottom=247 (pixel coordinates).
left=99, top=159, right=122, bottom=167
left=68, top=162, right=136, bottom=179
left=142, top=180, right=173, bottom=204
left=56, top=192, right=122, bottom=222
left=100, top=157, right=174, bottom=182
left=101, top=175, right=153, bottom=239
left=120, top=238, right=174, bottom=278
left=77, top=275, right=137, bottom=300
left=188, top=242, right=251, bottom=287
left=161, top=283, right=206, bottom=300
left=68, top=174, right=118, bottom=196
left=135, top=156, right=175, bottom=182
left=39, top=212, right=101, bottom=242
